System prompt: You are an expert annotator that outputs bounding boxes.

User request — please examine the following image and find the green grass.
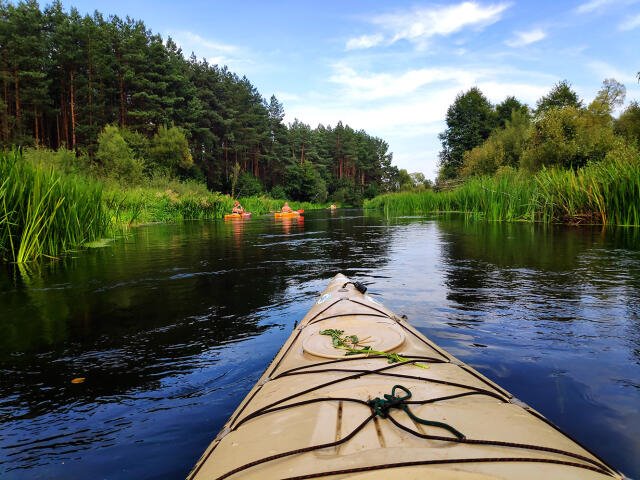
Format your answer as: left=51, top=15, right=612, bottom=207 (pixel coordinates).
left=1, top=151, right=109, bottom=263
left=365, top=153, right=640, bottom=226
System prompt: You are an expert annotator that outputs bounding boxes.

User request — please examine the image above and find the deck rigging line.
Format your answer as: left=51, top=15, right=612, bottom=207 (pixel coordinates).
left=198, top=293, right=619, bottom=480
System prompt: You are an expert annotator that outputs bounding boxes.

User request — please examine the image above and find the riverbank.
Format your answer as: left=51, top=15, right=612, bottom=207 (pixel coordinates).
left=104, top=180, right=324, bottom=226
left=0, top=151, right=327, bottom=263
left=365, top=150, right=640, bottom=226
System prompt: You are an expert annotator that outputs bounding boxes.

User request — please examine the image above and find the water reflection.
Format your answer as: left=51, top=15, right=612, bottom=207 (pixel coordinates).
left=425, top=219, right=640, bottom=475
left=0, top=212, right=638, bottom=479
left=0, top=211, right=396, bottom=479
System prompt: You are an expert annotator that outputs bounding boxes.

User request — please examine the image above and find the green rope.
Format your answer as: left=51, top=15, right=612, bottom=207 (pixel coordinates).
left=367, top=385, right=466, bottom=440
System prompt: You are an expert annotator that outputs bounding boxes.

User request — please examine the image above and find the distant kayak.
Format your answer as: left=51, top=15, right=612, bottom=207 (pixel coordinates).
left=188, top=273, right=622, bottom=480
left=274, top=211, right=302, bottom=218
left=224, top=212, right=252, bottom=220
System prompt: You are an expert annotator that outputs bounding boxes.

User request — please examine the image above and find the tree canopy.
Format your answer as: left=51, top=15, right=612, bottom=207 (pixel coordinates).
left=438, top=87, right=496, bottom=180
left=535, top=80, right=583, bottom=114
left=439, top=78, right=636, bottom=180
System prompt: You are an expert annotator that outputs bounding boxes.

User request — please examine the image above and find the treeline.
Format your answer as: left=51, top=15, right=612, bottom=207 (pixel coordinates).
left=0, top=1, right=398, bottom=203
left=437, top=78, right=640, bottom=181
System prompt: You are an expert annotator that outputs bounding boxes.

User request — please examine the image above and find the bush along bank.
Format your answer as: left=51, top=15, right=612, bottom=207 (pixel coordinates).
left=105, top=186, right=328, bottom=226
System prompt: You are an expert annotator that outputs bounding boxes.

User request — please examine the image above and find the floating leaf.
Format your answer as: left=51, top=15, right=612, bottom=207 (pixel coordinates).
left=71, top=377, right=86, bottom=384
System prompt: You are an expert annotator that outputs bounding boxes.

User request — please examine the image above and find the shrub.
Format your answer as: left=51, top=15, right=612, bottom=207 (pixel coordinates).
left=96, top=125, right=145, bottom=184
left=284, top=162, right=327, bottom=202
left=148, top=125, right=193, bottom=177
left=236, top=172, right=263, bottom=197
left=270, top=185, right=287, bottom=199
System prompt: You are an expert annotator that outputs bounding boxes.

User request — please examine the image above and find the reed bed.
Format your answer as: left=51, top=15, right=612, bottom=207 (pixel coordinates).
left=0, top=151, right=109, bottom=263
left=365, top=172, right=539, bottom=222
left=365, top=153, right=640, bottom=226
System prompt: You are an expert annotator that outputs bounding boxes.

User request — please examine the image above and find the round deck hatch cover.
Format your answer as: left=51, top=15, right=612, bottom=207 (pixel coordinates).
left=302, top=317, right=406, bottom=359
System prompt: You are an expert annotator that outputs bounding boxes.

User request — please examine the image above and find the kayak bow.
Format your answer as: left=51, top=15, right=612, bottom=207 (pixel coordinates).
left=188, top=274, right=622, bottom=480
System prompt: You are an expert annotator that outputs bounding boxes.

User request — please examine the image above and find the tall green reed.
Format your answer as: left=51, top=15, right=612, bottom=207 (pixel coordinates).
left=0, top=151, right=108, bottom=263
left=365, top=153, right=640, bottom=226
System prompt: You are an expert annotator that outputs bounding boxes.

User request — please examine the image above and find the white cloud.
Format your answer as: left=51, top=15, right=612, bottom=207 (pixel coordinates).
left=328, top=63, right=480, bottom=100
left=587, top=60, right=637, bottom=83
left=345, top=2, right=510, bottom=50
left=576, top=0, right=638, bottom=13
left=619, top=13, right=640, bottom=30
left=346, top=34, right=384, bottom=50
left=168, top=31, right=252, bottom=72
left=505, top=28, right=547, bottom=47
left=576, top=0, right=616, bottom=13
left=178, top=32, right=238, bottom=54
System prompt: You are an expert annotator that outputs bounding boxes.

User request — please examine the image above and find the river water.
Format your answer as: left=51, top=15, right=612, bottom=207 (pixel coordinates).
left=1, top=210, right=639, bottom=479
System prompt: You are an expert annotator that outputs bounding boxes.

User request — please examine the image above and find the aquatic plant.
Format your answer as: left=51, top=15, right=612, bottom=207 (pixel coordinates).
left=0, top=151, right=109, bottom=263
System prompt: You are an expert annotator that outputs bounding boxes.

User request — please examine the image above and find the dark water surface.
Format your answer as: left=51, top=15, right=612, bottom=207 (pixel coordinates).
left=1, top=210, right=639, bottom=479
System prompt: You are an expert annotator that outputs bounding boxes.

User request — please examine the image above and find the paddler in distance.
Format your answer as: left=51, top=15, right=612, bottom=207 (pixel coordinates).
left=232, top=200, right=244, bottom=214
left=281, top=201, right=293, bottom=213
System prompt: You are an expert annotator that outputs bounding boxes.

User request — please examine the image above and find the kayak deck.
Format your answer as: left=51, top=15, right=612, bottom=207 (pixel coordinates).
left=274, top=212, right=301, bottom=218
left=224, top=213, right=252, bottom=220
left=188, top=274, right=621, bottom=480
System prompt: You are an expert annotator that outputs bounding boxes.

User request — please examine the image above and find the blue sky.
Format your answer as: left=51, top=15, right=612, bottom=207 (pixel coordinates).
left=69, top=0, right=639, bottom=178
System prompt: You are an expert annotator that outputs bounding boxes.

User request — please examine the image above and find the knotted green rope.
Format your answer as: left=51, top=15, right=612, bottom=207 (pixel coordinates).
left=367, top=385, right=465, bottom=440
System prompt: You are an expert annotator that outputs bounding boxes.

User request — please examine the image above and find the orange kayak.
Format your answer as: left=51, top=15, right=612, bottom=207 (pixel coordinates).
left=274, top=211, right=301, bottom=218
left=224, top=212, right=252, bottom=220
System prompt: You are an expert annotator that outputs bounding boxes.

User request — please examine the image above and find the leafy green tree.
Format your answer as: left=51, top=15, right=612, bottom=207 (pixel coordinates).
left=148, top=125, right=193, bottom=176
left=96, top=124, right=144, bottom=182
left=521, top=106, right=616, bottom=171
left=438, top=87, right=496, bottom=180
left=588, top=78, right=625, bottom=117
left=535, top=80, right=582, bottom=114
left=495, top=96, right=529, bottom=128
left=284, top=161, right=327, bottom=202
left=397, top=169, right=414, bottom=190
left=461, top=109, right=531, bottom=177
left=270, top=185, right=287, bottom=199
left=236, top=172, right=263, bottom=196
left=120, top=127, right=150, bottom=163
left=263, top=94, right=289, bottom=188
left=615, top=101, right=640, bottom=146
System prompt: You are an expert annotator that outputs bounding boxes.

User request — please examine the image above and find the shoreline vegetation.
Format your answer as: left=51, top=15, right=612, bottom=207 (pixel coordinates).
left=366, top=79, right=640, bottom=226
left=0, top=150, right=327, bottom=264
left=365, top=148, right=640, bottom=226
